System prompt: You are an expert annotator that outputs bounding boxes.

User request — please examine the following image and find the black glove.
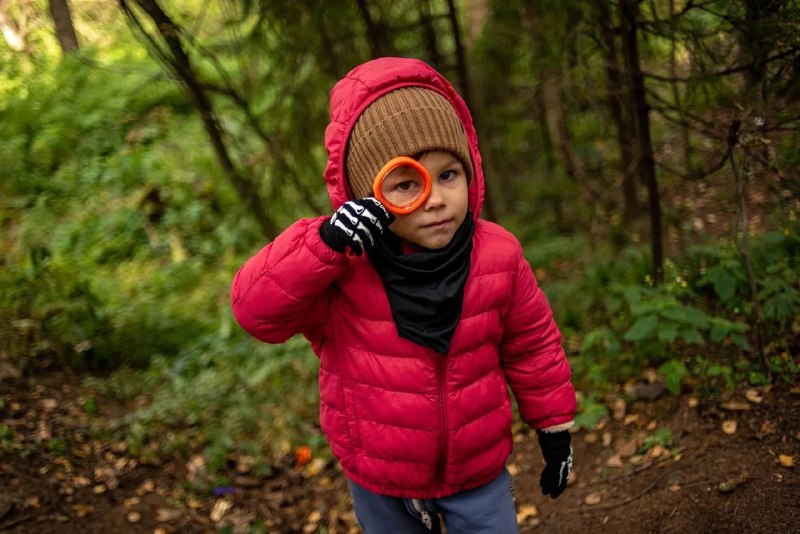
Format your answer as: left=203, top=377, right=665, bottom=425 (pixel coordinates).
left=319, top=198, right=395, bottom=256
left=537, top=429, right=573, bottom=500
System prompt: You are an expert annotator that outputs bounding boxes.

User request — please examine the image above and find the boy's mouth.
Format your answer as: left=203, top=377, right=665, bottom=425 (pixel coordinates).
left=421, top=218, right=453, bottom=230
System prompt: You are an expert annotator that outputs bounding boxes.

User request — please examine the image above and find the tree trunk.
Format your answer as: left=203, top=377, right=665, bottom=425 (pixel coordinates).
left=619, top=0, right=663, bottom=285
left=122, top=0, right=279, bottom=239
left=48, top=0, right=79, bottom=53
left=419, top=0, right=442, bottom=70
left=356, top=0, right=385, bottom=58
left=523, top=3, right=591, bottom=203
left=444, top=0, right=497, bottom=222
left=595, top=0, right=638, bottom=219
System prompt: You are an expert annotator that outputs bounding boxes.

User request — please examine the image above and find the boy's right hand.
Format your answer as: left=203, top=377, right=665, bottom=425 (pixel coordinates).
left=319, top=198, right=395, bottom=256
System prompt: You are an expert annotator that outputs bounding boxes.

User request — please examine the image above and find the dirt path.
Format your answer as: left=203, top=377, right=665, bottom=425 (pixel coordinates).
left=1, top=372, right=798, bottom=533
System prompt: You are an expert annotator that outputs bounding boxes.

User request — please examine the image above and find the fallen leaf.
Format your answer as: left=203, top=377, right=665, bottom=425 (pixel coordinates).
left=72, top=504, right=93, bottom=518
left=583, top=433, right=598, bottom=444
left=722, top=420, right=738, bottom=434
left=617, top=440, right=637, bottom=457
left=186, top=497, right=203, bottom=510
left=304, top=458, right=327, bottom=477
left=606, top=454, right=623, bottom=468
left=126, top=512, right=141, bottom=523
left=73, top=476, right=91, bottom=488
left=156, top=508, right=182, bottom=523
left=585, top=492, right=602, bottom=505
left=687, top=397, right=699, bottom=408
left=646, top=420, right=658, bottom=431
left=507, top=463, right=520, bottom=476
left=624, top=414, right=640, bottom=426
left=757, top=420, right=776, bottom=439
left=517, top=503, right=538, bottom=522
left=778, top=455, right=795, bottom=468
left=236, top=455, right=255, bottom=474
left=717, top=479, right=739, bottom=493
left=24, top=496, right=40, bottom=509
left=612, top=398, right=626, bottom=420
left=41, top=399, right=57, bottom=410
left=136, top=479, right=155, bottom=496
left=649, top=444, right=665, bottom=458
left=745, top=389, right=763, bottom=403
left=307, top=510, right=322, bottom=524
left=154, top=529, right=170, bottom=534
left=602, top=432, right=612, bottom=447
left=210, top=499, right=232, bottom=522
left=123, top=497, right=140, bottom=508
left=667, top=484, right=681, bottom=492
left=93, top=485, right=107, bottom=494
left=720, top=400, right=750, bottom=411
left=629, top=454, right=645, bottom=465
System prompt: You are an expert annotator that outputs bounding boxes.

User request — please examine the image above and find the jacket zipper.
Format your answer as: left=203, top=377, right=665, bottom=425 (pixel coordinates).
left=435, top=354, right=448, bottom=485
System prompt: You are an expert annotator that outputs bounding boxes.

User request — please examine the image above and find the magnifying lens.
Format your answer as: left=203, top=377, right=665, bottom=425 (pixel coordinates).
left=373, top=156, right=432, bottom=215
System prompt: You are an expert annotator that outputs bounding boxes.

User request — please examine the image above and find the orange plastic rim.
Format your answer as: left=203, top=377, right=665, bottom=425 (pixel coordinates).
left=372, top=156, right=432, bottom=214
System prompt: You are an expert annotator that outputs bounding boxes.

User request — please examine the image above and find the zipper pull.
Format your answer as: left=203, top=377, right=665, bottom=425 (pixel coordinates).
left=420, top=510, right=433, bottom=530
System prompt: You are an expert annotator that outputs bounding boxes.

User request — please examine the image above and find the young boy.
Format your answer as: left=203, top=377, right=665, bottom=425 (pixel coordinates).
left=231, top=57, right=575, bottom=533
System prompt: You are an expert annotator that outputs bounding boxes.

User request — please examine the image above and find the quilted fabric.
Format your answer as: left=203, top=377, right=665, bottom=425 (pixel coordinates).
left=231, top=57, right=576, bottom=499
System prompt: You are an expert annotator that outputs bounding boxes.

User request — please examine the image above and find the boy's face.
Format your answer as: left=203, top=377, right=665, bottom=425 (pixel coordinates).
left=388, top=151, right=470, bottom=250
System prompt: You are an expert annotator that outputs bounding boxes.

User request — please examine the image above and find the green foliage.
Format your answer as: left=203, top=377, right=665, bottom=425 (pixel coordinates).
left=573, top=393, right=609, bottom=430
left=641, top=428, right=673, bottom=453
left=659, top=359, right=688, bottom=396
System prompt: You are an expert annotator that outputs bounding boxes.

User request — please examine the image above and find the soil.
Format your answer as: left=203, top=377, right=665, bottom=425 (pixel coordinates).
left=1, top=371, right=798, bottom=534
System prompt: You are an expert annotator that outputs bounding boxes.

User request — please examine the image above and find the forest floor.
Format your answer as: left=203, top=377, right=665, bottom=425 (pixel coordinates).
left=1, top=369, right=799, bottom=534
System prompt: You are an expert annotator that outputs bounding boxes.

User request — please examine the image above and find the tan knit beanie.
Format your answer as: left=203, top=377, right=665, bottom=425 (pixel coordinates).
left=345, top=87, right=473, bottom=199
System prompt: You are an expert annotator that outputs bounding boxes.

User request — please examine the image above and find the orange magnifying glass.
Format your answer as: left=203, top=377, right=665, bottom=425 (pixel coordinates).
left=372, top=156, right=432, bottom=215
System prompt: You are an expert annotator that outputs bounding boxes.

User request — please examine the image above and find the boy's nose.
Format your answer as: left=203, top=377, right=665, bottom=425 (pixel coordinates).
left=422, top=181, right=446, bottom=210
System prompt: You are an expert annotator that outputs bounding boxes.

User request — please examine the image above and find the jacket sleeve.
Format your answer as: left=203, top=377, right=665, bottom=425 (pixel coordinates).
left=231, top=216, right=348, bottom=346
left=499, top=244, right=576, bottom=431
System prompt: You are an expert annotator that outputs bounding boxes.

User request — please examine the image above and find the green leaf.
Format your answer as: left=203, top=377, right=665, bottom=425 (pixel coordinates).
left=661, top=306, right=710, bottom=328
left=712, top=271, right=736, bottom=302
left=679, top=328, right=704, bottom=344
left=623, top=315, right=659, bottom=341
left=710, top=323, right=728, bottom=343
left=657, top=322, right=679, bottom=343
left=730, top=332, right=750, bottom=350
left=659, top=359, right=687, bottom=395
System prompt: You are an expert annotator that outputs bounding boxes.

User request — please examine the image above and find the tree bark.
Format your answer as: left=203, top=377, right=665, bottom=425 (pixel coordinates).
left=356, top=0, right=385, bottom=58
left=596, top=0, right=638, bottom=219
left=48, top=0, right=79, bottom=53
left=620, top=0, right=663, bottom=284
left=419, top=0, right=442, bottom=70
left=122, top=0, right=279, bottom=239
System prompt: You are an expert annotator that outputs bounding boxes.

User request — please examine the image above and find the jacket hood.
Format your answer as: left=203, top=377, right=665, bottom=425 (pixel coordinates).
left=323, top=57, right=484, bottom=220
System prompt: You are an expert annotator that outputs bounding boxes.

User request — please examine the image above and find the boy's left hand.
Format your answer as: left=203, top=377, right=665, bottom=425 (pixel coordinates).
left=537, top=429, right=572, bottom=499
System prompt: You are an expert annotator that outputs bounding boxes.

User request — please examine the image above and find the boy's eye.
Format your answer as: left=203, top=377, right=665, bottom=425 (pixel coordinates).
left=439, top=169, right=457, bottom=181
left=396, top=181, right=414, bottom=191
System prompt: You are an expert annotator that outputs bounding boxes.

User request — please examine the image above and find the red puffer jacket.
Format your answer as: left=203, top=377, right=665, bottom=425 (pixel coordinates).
left=231, top=58, right=576, bottom=499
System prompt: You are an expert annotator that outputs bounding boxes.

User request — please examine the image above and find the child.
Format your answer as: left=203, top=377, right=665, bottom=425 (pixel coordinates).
left=231, top=57, right=576, bottom=533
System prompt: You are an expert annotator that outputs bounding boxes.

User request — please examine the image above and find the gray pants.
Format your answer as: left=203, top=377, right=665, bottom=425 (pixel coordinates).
left=348, top=468, right=519, bottom=534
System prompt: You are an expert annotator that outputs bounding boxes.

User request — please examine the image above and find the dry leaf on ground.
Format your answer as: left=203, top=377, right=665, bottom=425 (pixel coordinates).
left=722, top=420, right=738, bottom=434
left=745, top=389, right=763, bottom=403
left=721, top=400, right=750, bottom=411
left=778, top=455, right=794, bottom=468
left=585, top=492, right=602, bottom=505
left=517, top=504, right=538, bottom=523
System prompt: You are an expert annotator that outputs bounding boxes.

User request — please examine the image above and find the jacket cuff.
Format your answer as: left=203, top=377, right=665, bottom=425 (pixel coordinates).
left=537, top=421, right=575, bottom=433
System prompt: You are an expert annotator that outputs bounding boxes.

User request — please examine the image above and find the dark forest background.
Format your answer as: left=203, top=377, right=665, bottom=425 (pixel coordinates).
left=1, top=0, right=798, bottom=473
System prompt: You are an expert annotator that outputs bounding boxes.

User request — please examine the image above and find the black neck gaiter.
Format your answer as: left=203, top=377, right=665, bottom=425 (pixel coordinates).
left=368, top=214, right=475, bottom=354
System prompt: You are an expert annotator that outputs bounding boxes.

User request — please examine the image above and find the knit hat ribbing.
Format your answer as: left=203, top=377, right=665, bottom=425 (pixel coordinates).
left=345, top=87, right=473, bottom=199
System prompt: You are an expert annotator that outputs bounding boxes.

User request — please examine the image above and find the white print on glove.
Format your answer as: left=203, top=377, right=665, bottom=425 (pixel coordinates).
left=558, top=446, right=574, bottom=487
